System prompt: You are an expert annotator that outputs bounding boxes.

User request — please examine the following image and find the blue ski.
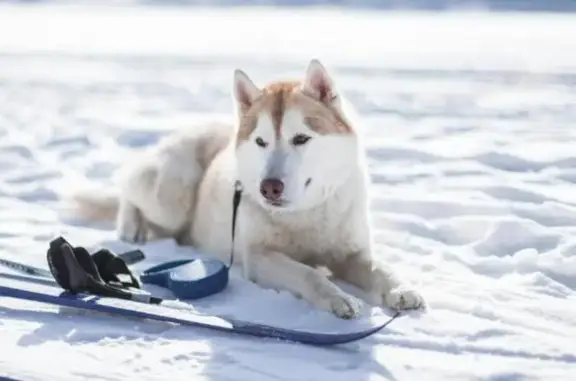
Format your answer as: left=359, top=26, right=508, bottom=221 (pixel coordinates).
left=0, top=275, right=399, bottom=346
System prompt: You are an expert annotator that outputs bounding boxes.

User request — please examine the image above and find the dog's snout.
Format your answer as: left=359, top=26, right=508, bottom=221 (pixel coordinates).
left=260, top=178, right=284, bottom=201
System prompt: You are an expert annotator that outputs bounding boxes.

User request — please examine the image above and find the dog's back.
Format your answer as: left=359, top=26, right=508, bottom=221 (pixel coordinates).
left=66, top=120, right=235, bottom=243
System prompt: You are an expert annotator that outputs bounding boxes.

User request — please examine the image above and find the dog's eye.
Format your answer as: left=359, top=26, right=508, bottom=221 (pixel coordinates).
left=255, top=137, right=267, bottom=148
left=291, top=134, right=311, bottom=146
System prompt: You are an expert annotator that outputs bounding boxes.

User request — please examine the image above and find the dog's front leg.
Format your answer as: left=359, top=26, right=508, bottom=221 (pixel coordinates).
left=116, top=198, right=149, bottom=243
left=330, top=252, right=426, bottom=312
left=246, top=250, right=362, bottom=319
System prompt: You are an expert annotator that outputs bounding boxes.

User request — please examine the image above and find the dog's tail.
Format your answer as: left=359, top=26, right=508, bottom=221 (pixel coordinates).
left=65, top=185, right=120, bottom=222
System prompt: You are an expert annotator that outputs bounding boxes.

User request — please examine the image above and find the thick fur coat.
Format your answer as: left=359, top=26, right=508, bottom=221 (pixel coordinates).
left=70, top=59, right=426, bottom=319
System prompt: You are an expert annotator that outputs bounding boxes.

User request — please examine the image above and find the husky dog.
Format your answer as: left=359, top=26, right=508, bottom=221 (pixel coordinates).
left=70, top=59, right=426, bottom=319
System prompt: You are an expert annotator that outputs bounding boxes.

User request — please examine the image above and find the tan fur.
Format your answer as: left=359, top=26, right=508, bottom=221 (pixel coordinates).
left=70, top=192, right=119, bottom=221
left=236, top=80, right=353, bottom=144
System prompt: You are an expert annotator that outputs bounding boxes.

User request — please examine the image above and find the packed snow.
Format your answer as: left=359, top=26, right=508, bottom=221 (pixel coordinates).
left=0, top=3, right=575, bottom=381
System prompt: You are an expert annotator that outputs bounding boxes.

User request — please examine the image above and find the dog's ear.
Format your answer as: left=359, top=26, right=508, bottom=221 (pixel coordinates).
left=233, top=69, right=260, bottom=111
left=302, top=59, right=338, bottom=104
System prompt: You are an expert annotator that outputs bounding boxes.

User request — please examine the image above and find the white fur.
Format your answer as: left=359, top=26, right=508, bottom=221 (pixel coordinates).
left=69, top=59, right=426, bottom=319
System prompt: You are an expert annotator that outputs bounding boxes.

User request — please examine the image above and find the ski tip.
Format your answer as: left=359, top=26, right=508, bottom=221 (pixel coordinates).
left=0, top=374, right=26, bottom=381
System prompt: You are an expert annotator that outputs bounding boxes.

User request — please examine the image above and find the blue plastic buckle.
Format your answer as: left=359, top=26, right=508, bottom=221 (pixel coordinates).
left=139, top=258, right=229, bottom=300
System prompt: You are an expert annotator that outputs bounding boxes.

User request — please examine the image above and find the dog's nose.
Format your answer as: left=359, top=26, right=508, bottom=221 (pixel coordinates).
left=260, top=178, right=284, bottom=201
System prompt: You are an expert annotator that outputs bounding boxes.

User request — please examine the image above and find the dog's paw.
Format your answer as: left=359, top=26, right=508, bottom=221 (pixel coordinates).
left=117, top=218, right=147, bottom=244
left=384, top=287, right=426, bottom=312
left=328, top=293, right=363, bottom=320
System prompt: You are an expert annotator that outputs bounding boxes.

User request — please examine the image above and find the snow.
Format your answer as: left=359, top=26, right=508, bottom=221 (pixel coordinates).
left=0, top=3, right=576, bottom=381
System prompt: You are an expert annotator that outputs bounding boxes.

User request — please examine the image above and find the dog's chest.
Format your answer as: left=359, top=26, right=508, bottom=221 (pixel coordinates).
left=270, top=205, right=361, bottom=264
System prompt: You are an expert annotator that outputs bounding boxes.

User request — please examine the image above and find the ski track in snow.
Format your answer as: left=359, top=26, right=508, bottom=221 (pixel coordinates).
left=0, top=4, right=576, bottom=381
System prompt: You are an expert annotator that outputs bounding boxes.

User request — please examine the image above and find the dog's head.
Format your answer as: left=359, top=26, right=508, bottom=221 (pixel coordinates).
left=232, top=59, right=362, bottom=212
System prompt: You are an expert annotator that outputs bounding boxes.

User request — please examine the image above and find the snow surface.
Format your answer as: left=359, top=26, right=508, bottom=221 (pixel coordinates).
left=0, top=3, right=576, bottom=381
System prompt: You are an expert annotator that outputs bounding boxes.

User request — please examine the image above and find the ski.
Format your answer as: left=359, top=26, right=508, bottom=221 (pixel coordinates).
left=0, top=275, right=399, bottom=346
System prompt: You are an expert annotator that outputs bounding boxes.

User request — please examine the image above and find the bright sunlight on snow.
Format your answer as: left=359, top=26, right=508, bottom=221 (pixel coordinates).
left=0, top=2, right=575, bottom=381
